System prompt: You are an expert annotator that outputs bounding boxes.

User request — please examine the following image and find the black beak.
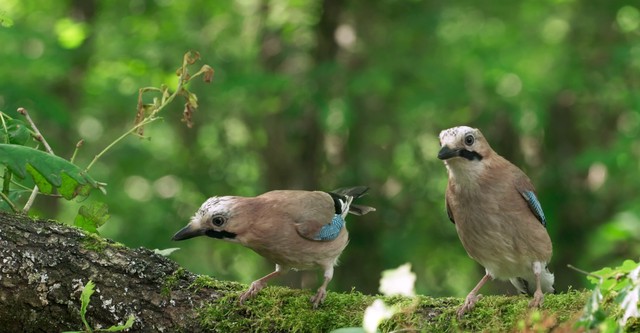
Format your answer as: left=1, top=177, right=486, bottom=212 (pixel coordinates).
left=171, top=224, right=203, bottom=241
left=437, top=146, right=460, bottom=160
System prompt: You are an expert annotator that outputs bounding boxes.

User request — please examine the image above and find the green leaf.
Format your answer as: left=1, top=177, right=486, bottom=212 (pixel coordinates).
left=0, top=144, right=103, bottom=199
left=103, top=314, right=135, bottom=332
left=80, top=280, right=95, bottom=332
left=589, top=267, right=613, bottom=285
left=620, top=260, right=639, bottom=274
left=1, top=119, right=30, bottom=145
left=75, top=202, right=110, bottom=234
left=26, top=163, right=52, bottom=194
left=601, top=278, right=617, bottom=292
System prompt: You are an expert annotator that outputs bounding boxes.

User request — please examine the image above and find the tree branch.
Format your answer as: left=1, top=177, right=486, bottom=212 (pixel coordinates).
left=0, top=212, right=588, bottom=332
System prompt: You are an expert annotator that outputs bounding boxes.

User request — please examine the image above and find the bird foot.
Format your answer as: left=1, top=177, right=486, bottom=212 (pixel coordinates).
left=310, top=288, right=327, bottom=309
left=239, top=280, right=266, bottom=304
left=529, top=289, right=544, bottom=308
left=457, top=293, right=483, bottom=319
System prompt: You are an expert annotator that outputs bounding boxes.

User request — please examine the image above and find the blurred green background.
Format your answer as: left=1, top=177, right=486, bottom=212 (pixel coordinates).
left=1, top=0, right=639, bottom=298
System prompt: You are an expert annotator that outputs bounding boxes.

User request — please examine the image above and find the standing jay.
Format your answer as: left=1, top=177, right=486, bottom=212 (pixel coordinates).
left=172, top=186, right=375, bottom=308
left=437, top=126, right=554, bottom=318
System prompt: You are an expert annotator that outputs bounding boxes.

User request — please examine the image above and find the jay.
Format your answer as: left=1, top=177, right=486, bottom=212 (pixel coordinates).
left=172, top=186, right=375, bottom=308
left=437, top=126, right=554, bottom=318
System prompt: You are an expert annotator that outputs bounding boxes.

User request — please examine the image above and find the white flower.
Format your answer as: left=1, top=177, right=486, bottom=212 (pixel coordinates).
left=379, top=263, right=416, bottom=297
left=629, top=264, right=640, bottom=283
left=620, top=264, right=640, bottom=326
left=620, top=285, right=639, bottom=326
left=363, top=299, right=396, bottom=333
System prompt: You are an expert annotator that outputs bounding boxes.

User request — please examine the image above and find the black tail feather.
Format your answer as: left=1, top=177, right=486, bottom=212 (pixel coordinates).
left=329, top=186, right=370, bottom=199
left=328, top=186, right=376, bottom=216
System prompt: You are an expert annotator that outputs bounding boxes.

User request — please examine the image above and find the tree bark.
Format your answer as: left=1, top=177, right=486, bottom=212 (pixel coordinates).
left=0, top=211, right=216, bottom=332
left=0, top=212, right=589, bottom=332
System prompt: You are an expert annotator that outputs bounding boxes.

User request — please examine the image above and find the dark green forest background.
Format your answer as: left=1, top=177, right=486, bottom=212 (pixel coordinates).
left=1, top=0, right=639, bottom=298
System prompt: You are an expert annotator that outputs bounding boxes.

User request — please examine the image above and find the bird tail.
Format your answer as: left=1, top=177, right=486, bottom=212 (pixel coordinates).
left=510, top=266, right=555, bottom=295
left=329, top=186, right=376, bottom=216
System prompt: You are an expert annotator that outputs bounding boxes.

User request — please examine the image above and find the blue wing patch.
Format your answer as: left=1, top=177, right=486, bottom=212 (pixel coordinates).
left=522, top=191, right=546, bottom=227
left=314, top=214, right=344, bottom=241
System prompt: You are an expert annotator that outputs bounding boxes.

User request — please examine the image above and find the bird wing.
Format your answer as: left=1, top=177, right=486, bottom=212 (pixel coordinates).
left=446, top=199, right=455, bottom=224
left=263, top=191, right=341, bottom=242
left=300, top=214, right=345, bottom=241
left=445, top=186, right=455, bottom=224
left=515, top=177, right=547, bottom=228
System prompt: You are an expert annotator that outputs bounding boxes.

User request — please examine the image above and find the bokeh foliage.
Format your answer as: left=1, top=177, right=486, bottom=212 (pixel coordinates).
left=1, top=0, right=639, bottom=298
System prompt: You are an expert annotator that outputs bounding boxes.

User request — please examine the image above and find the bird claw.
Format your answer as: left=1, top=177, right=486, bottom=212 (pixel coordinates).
left=529, top=289, right=544, bottom=308
left=457, top=293, right=483, bottom=319
left=239, top=280, right=265, bottom=305
left=310, top=288, right=327, bottom=309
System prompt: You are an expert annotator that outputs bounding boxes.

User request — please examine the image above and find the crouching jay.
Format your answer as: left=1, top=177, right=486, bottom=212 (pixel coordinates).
left=172, top=186, right=375, bottom=308
left=437, top=126, right=554, bottom=318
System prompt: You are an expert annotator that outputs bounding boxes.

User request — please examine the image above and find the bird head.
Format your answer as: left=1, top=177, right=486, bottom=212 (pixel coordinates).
left=172, top=196, right=243, bottom=243
left=438, top=126, right=492, bottom=164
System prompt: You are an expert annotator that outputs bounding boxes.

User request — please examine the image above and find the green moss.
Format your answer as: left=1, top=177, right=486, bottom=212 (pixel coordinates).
left=161, top=267, right=186, bottom=296
left=81, top=236, right=108, bottom=253
left=189, top=275, right=246, bottom=292
left=79, top=232, right=125, bottom=253
left=197, top=286, right=371, bottom=332
left=195, top=286, right=590, bottom=333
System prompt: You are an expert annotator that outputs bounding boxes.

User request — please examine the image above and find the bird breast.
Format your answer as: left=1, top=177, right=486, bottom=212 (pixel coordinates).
left=449, top=183, right=552, bottom=279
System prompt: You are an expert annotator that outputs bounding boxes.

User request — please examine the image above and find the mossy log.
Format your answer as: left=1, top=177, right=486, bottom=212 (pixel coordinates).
left=0, top=212, right=588, bottom=332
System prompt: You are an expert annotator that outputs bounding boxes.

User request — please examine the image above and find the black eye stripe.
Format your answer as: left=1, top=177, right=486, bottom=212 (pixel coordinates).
left=205, top=229, right=236, bottom=239
left=460, top=149, right=483, bottom=161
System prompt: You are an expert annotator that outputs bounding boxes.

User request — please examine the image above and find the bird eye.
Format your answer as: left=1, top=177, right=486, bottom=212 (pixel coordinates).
left=464, top=134, right=475, bottom=146
left=211, top=216, right=226, bottom=227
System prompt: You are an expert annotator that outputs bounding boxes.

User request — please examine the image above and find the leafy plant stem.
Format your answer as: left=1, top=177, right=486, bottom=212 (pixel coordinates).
left=84, top=55, right=190, bottom=173
left=70, top=139, right=84, bottom=164
left=2, top=168, right=9, bottom=195
left=22, top=187, right=39, bottom=213
left=18, top=107, right=56, bottom=213
left=18, top=108, right=54, bottom=154
left=1, top=115, right=10, bottom=197
left=0, top=191, right=18, bottom=213
left=567, top=264, right=603, bottom=281
left=84, top=116, right=158, bottom=172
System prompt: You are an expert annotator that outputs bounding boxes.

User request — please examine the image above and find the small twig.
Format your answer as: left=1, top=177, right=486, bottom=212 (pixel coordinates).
left=18, top=107, right=56, bottom=213
left=84, top=117, right=157, bottom=172
left=70, top=139, right=84, bottom=164
left=567, top=264, right=602, bottom=280
left=84, top=60, right=190, bottom=173
left=0, top=191, right=19, bottom=213
left=23, top=186, right=39, bottom=213
left=18, top=108, right=54, bottom=154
